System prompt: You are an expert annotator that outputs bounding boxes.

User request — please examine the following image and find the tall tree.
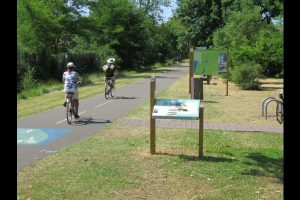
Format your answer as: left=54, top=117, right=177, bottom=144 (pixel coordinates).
left=131, top=0, right=172, bottom=22
left=17, top=0, right=75, bottom=54
left=176, top=0, right=224, bottom=47
left=213, top=0, right=283, bottom=77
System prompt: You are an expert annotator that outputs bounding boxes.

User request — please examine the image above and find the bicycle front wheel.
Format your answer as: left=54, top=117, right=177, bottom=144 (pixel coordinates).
left=105, top=83, right=109, bottom=99
left=110, top=85, right=115, bottom=97
left=66, top=101, right=73, bottom=124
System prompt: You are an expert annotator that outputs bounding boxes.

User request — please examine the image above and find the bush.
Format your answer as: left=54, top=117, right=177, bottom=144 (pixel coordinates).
left=231, top=62, right=264, bottom=90
left=19, top=64, right=37, bottom=91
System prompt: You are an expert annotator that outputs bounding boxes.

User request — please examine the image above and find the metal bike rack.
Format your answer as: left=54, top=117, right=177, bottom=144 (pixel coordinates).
left=261, top=95, right=284, bottom=124
left=262, top=96, right=278, bottom=117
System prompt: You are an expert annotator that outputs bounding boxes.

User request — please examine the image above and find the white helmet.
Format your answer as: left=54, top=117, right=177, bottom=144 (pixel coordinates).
left=67, top=62, right=76, bottom=68
left=107, top=58, right=115, bottom=64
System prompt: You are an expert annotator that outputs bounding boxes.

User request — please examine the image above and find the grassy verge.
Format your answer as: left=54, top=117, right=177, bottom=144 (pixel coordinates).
left=17, top=124, right=283, bottom=200
left=17, top=60, right=283, bottom=199
left=124, top=74, right=283, bottom=126
left=17, top=62, right=184, bottom=119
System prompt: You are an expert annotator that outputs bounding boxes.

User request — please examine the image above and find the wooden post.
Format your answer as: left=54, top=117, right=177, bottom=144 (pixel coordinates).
left=150, top=75, right=156, bottom=154
left=198, top=105, right=204, bottom=157
left=191, top=77, right=201, bottom=100
left=189, top=46, right=194, bottom=94
left=199, top=77, right=204, bottom=100
left=226, top=50, right=229, bottom=96
left=191, top=77, right=194, bottom=99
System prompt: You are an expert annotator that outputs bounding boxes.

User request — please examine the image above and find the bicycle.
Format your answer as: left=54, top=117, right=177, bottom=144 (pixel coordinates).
left=65, top=81, right=84, bottom=124
left=104, top=77, right=115, bottom=99
left=66, top=92, right=75, bottom=124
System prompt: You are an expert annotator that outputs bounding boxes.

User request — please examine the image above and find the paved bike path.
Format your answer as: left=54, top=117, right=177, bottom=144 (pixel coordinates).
left=17, top=65, right=188, bottom=171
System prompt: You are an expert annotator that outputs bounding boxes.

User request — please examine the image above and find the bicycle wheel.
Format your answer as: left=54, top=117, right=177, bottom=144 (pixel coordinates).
left=66, top=101, right=73, bottom=124
left=110, top=84, right=115, bottom=97
left=104, top=83, right=109, bottom=99
left=276, top=101, right=283, bottom=124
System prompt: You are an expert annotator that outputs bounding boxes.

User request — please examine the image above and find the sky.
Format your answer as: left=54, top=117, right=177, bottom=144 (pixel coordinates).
left=79, top=1, right=178, bottom=22
left=162, top=1, right=178, bottom=22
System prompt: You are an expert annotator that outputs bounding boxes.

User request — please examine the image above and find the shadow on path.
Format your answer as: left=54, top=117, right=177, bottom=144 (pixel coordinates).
left=113, top=96, right=138, bottom=100
left=71, top=117, right=111, bottom=126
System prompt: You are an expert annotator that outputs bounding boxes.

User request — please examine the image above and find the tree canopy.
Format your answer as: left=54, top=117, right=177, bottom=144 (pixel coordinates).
left=17, top=0, right=283, bottom=92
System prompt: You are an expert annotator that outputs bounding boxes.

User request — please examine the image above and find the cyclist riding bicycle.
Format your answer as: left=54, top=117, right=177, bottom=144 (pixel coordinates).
left=102, top=58, right=118, bottom=87
left=62, top=62, right=83, bottom=119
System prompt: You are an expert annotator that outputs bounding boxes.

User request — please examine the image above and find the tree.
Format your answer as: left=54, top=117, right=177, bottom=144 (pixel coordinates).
left=175, top=0, right=224, bottom=47
left=17, top=0, right=75, bottom=54
left=131, top=0, right=171, bottom=22
left=213, top=1, right=283, bottom=77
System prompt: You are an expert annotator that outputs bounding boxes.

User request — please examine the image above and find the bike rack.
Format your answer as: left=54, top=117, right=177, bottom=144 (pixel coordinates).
left=262, top=97, right=278, bottom=117
left=261, top=96, right=284, bottom=124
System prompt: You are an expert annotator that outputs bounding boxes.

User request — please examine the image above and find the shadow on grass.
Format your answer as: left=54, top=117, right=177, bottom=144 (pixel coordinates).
left=260, top=81, right=283, bottom=85
left=156, top=152, right=234, bottom=162
left=242, top=152, right=283, bottom=182
left=72, top=118, right=111, bottom=126
left=260, top=86, right=283, bottom=91
left=201, top=100, right=219, bottom=103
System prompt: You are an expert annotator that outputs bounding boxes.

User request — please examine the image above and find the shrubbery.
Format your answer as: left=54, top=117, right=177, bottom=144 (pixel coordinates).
left=18, top=64, right=37, bottom=92
left=231, top=62, right=264, bottom=90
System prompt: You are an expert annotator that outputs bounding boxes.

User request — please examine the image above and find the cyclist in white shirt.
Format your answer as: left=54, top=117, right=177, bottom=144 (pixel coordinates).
left=102, top=58, right=118, bottom=86
left=62, top=62, right=83, bottom=119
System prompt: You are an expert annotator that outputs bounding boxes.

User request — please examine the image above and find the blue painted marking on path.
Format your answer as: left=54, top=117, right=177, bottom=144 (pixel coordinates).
left=17, top=128, right=70, bottom=146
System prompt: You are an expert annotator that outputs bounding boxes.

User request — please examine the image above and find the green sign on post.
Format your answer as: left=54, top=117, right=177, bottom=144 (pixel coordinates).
left=193, top=49, right=228, bottom=75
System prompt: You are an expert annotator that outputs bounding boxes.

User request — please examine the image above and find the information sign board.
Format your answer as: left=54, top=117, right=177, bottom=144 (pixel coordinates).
left=152, top=99, right=200, bottom=119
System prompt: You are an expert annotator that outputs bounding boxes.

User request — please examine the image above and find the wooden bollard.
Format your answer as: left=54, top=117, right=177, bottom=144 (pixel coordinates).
left=191, top=77, right=204, bottom=100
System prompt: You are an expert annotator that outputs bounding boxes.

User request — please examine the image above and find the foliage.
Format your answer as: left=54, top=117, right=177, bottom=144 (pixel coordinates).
left=164, top=17, right=188, bottom=60
left=17, top=0, right=185, bottom=92
left=176, top=0, right=224, bottom=47
left=130, top=0, right=171, bottom=22
left=213, top=1, right=283, bottom=77
left=18, top=64, right=37, bottom=92
left=231, top=62, right=264, bottom=90
left=17, top=0, right=75, bottom=54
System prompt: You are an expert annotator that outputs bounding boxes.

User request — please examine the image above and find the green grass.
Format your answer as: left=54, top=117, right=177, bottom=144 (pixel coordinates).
left=124, top=74, right=283, bottom=126
left=17, top=124, right=283, bottom=200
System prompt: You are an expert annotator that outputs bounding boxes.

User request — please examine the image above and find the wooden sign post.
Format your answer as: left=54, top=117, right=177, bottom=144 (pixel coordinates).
left=150, top=75, right=156, bottom=154
left=189, top=45, right=194, bottom=94
left=199, top=105, right=204, bottom=157
left=150, top=76, right=204, bottom=157
left=191, top=77, right=204, bottom=100
left=226, top=50, right=229, bottom=96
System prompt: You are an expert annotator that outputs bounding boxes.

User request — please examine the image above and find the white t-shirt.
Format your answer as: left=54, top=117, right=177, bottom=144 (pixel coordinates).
left=62, top=71, right=81, bottom=93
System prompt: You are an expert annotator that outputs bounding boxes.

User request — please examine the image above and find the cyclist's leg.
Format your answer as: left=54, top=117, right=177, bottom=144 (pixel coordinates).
left=73, top=89, right=80, bottom=118
left=112, top=76, right=116, bottom=87
left=63, top=93, right=67, bottom=107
